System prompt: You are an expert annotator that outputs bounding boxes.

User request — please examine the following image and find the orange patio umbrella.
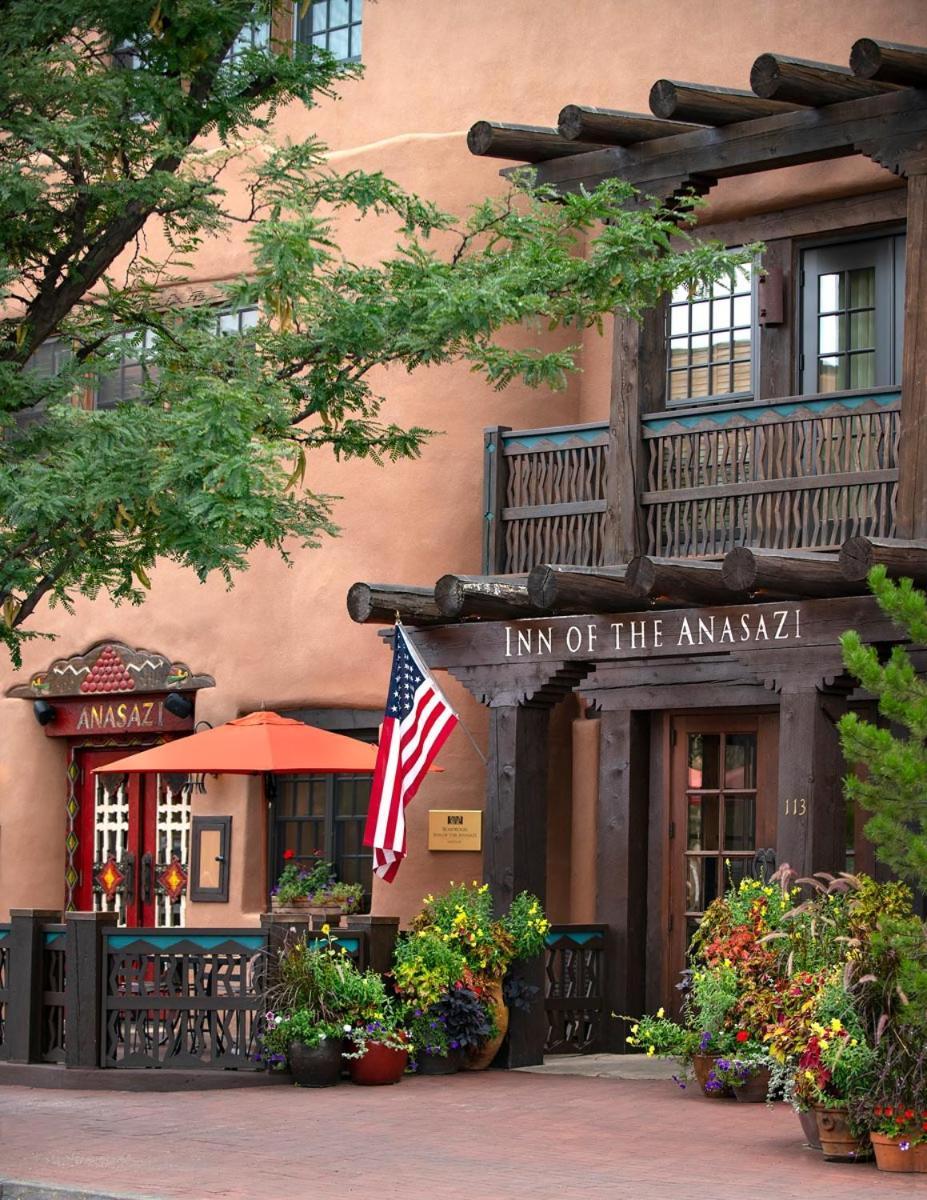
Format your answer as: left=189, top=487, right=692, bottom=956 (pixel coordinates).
left=96, top=710, right=382, bottom=776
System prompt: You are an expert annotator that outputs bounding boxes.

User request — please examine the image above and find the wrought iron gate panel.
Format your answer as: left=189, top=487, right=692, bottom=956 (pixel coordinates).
left=41, top=927, right=67, bottom=1062
left=544, top=925, right=606, bottom=1054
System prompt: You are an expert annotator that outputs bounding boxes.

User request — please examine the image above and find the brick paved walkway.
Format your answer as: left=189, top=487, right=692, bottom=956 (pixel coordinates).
left=1, top=1073, right=924, bottom=1200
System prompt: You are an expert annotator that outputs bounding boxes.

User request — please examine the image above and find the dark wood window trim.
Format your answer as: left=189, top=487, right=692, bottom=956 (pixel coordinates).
left=189, top=816, right=232, bottom=903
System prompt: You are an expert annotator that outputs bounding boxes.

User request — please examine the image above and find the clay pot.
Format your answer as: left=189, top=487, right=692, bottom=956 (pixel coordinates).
left=814, top=1104, right=872, bottom=1162
left=691, top=1053, right=734, bottom=1099
left=465, top=978, right=509, bottom=1071
left=288, top=1038, right=343, bottom=1088
left=798, top=1108, right=822, bottom=1150
left=348, top=1039, right=408, bottom=1086
left=732, top=1066, right=771, bottom=1103
left=871, top=1132, right=927, bottom=1173
left=416, top=1048, right=464, bottom=1076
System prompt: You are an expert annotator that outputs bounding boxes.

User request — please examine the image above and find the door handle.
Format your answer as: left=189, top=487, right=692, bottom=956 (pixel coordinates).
left=124, top=852, right=136, bottom=904
left=140, top=852, right=153, bottom=904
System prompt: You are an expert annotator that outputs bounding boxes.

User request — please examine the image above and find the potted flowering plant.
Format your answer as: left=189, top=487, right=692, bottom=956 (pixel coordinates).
left=256, top=1010, right=344, bottom=1087
left=271, top=850, right=363, bottom=918
left=343, top=996, right=410, bottom=1086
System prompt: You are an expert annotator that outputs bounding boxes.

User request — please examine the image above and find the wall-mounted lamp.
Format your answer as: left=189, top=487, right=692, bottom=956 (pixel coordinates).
left=33, top=699, right=56, bottom=726
left=164, top=691, right=194, bottom=719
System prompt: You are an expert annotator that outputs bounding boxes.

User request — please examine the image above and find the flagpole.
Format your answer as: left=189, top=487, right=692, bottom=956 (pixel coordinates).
left=395, top=616, right=487, bottom=767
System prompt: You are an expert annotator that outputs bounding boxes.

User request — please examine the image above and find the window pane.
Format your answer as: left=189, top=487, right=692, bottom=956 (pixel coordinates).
left=732, top=327, right=751, bottom=361
left=688, top=733, right=720, bottom=790
left=732, top=294, right=752, bottom=327
left=818, top=356, right=842, bottom=392
left=724, top=734, right=757, bottom=789
left=848, top=267, right=875, bottom=309
left=849, top=310, right=874, bottom=352
left=689, top=366, right=709, bottom=397
left=330, top=0, right=350, bottom=24
left=311, top=1, right=329, bottom=31
left=669, top=370, right=689, bottom=402
left=686, top=856, right=720, bottom=914
left=327, top=25, right=350, bottom=59
left=732, top=359, right=752, bottom=392
left=670, top=304, right=689, bottom=336
left=665, top=261, right=753, bottom=403
left=819, top=314, right=843, bottom=355
left=669, top=338, right=688, bottom=370
left=849, top=352, right=875, bottom=389
left=723, top=793, right=756, bottom=851
left=690, top=301, right=710, bottom=333
left=818, top=272, right=842, bottom=313
left=687, top=794, right=719, bottom=851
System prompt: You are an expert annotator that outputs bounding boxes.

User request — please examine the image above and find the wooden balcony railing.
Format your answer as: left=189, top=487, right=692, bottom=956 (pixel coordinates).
left=483, top=388, right=901, bottom=572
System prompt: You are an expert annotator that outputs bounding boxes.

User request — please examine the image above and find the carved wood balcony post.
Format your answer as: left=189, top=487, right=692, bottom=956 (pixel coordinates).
left=449, top=661, right=590, bottom=1067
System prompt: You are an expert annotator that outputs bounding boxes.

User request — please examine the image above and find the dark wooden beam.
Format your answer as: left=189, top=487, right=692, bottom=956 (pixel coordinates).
left=525, top=89, right=927, bottom=194
left=557, top=105, right=704, bottom=145
left=750, top=53, right=897, bottom=106
left=721, top=547, right=859, bottom=598
left=625, top=555, right=746, bottom=605
left=648, top=79, right=799, bottom=126
left=346, top=582, right=447, bottom=626
left=467, top=121, right=605, bottom=162
left=435, top=573, right=539, bottom=619
left=851, top=38, right=927, bottom=87
left=527, top=564, right=648, bottom=613
left=839, top=537, right=927, bottom=585
left=897, top=174, right=927, bottom=537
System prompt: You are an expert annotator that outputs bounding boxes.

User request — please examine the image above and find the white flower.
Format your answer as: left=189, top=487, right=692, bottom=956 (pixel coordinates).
left=343, top=1023, right=353, bottom=1032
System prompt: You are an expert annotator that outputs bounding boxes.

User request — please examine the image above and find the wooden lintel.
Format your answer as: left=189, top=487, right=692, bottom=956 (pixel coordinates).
left=467, top=121, right=605, bottom=162
left=346, top=582, right=447, bottom=626
left=626, top=555, right=749, bottom=605
left=435, top=573, right=541, bottom=619
left=839, top=536, right=927, bottom=585
left=523, top=88, right=927, bottom=194
left=851, top=38, right=927, bottom=88
left=648, top=79, right=799, bottom=126
left=750, top=53, right=898, bottom=106
left=557, top=105, right=704, bottom=145
left=722, top=546, right=862, bottom=599
left=527, top=564, right=648, bottom=613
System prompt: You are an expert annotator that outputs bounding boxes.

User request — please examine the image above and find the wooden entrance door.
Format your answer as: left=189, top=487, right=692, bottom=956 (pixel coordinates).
left=668, top=712, right=778, bottom=977
left=74, top=748, right=191, bottom=927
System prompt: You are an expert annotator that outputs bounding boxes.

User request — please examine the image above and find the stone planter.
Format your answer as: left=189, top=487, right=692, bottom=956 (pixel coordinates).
left=798, top=1108, right=822, bottom=1150
left=871, top=1132, right=927, bottom=1173
left=288, top=1038, right=343, bottom=1088
left=814, top=1104, right=872, bottom=1162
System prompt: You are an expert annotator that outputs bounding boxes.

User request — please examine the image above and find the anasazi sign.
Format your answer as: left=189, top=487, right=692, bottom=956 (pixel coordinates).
left=505, top=607, right=802, bottom=658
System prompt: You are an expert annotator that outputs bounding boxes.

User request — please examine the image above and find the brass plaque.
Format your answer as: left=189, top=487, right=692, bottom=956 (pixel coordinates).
left=428, top=810, right=482, bottom=851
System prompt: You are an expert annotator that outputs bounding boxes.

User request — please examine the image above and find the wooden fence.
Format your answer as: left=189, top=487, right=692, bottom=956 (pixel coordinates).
left=543, top=925, right=607, bottom=1054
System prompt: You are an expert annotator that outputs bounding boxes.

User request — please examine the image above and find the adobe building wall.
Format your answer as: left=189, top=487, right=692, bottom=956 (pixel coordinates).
left=1, top=0, right=925, bottom=927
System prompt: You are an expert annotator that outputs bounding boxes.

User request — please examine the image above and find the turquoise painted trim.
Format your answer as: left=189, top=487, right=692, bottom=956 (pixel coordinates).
left=0, top=930, right=9, bottom=941
left=643, top=391, right=899, bottom=434
left=307, top=936, right=360, bottom=953
left=107, top=933, right=266, bottom=951
left=43, top=932, right=65, bottom=946
left=503, top=427, right=606, bottom=450
left=545, top=930, right=599, bottom=946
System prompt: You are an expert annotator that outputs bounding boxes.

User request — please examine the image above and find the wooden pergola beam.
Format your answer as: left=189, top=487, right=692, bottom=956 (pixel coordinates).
left=625, top=555, right=746, bottom=605
left=750, top=53, right=897, bottom=105
left=557, top=105, right=704, bottom=145
left=467, top=121, right=605, bottom=162
left=722, top=547, right=860, bottom=598
left=346, top=583, right=447, bottom=626
left=435, top=573, right=542, bottom=619
left=521, top=88, right=927, bottom=193
left=648, top=79, right=799, bottom=126
left=851, top=38, right=927, bottom=88
left=527, top=564, right=649, bottom=612
left=839, top=537, right=927, bottom=586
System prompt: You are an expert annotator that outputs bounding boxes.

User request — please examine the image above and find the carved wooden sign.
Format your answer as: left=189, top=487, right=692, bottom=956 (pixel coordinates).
left=7, top=641, right=215, bottom=699
left=408, top=595, right=899, bottom=669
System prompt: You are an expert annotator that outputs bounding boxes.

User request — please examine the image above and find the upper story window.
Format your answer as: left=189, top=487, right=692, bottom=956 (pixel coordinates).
left=666, top=264, right=754, bottom=406
left=295, top=0, right=363, bottom=62
left=800, top=234, right=905, bottom=396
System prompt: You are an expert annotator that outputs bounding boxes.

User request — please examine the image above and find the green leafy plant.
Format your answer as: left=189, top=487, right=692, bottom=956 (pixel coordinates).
left=272, top=852, right=363, bottom=911
left=256, top=1011, right=341, bottom=1070
left=392, top=929, right=468, bottom=1008
left=265, top=927, right=385, bottom=1025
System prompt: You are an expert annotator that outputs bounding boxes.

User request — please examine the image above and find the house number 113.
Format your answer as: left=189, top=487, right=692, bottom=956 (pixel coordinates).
left=783, top=796, right=807, bottom=816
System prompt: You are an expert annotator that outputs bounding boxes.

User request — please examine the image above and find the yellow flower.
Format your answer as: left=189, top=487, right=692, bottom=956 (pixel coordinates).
left=626, top=1036, right=635, bottom=1044
left=656, top=1007, right=665, bottom=1019
left=479, top=884, right=489, bottom=894
left=630, top=1024, right=639, bottom=1034
left=321, top=923, right=331, bottom=935
left=829, top=1018, right=843, bottom=1032
left=850, top=1038, right=858, bottom=1047
left=819, top=1038, right=829, bottom=1050
left=804, top=1070, right=815, bottom=1081
left=647, top=1045, right=655, bottom=1057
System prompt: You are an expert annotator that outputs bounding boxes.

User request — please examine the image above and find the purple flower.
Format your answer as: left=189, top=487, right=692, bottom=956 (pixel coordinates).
left=699, top=1031, right=712, bottom=1052
left=717, top=1059, right=731, bottom=1071
left=449, top=1039, right=460, bottom=1050
left=413, top=1008, right=422, bottom=1018
left=671, top=1074, right=687, bottom=1090
left=900, top=1140, right=911, bottom=1152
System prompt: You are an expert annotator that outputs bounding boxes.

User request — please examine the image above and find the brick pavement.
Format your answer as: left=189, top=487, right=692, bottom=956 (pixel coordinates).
left=0, top=1073, right=924, bottom=1200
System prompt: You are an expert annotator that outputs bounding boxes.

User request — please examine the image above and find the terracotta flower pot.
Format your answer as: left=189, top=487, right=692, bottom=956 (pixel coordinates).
left=871, top=1132, right=927, bottom=1173
left=691, top=1053, right=734, bottom=1099
left=288, top=1038, right=343, bottom=1088
left=465, top=978, right=509, bottom=1071
left=813, top=1104, right=872, bottom=1162
left=732, top=1065, right=771, bottom=1103
left=348, top=1039, right=408, bottom=1086
left=798, top=1108, right=823, bottom=1150
left=416, top=1048, right=464, bottom=1076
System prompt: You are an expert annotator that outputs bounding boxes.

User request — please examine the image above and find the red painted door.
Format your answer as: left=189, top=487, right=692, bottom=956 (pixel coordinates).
left=74, top=748, right=191, bottom=926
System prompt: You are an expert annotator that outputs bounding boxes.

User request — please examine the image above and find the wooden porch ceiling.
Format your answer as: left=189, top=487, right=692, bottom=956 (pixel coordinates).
left=466, top=38, right=927, bottom=194
left=347, top=538, right=927, bottom=628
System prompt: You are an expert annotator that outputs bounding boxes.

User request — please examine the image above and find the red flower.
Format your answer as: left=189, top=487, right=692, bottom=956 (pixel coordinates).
left=283, top=849, right=295, bottom=861
left=874, top=1106, right=883, bottom=1116
left=735, top=1031, right=750, bottom=1043
left=905, top=1109, right=915, bottom=1120
left=885, top=1107, right=894, bottom=1116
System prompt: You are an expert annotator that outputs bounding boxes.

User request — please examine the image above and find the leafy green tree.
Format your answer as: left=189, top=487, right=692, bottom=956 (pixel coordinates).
left=0, top=0, right=750, bottom=663
left=840, top=566, right=927, bottom=889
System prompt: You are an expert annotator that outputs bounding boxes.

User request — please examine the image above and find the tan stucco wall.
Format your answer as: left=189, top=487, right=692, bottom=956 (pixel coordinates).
left=2, top=0, right=926, bottom=927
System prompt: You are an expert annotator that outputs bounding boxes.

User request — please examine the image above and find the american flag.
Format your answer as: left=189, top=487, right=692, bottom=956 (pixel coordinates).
left=364, top=624, right=457, bottom=882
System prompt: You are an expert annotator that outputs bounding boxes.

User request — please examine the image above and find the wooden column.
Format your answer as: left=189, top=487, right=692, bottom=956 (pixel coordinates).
left=593, top=708, right=649, bottom=1049
left=897, top=174, right=927, bottom=538
left=7, top=909, right=60, bottom=1063
left=776, top=688, right=846, bottom=878
left=64, top=911, right=117, bottom=1069
left=482, top=426, right=510, bottom=573
left=607, top=304, right=665, bottom=562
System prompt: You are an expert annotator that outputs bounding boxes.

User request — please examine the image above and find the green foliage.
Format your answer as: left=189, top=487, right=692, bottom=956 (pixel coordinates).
left=392, top=929, right=469, bottom=1008
left=623, top=1010, right=697, bottom=1059
left=840, top=566, right=927, bottom=887
left=257, top=1010, right=341, bottom=1068
left=500, top=890, right=550, bottom=959
left=265, top=929, right=386, bottom=1024
left=0, top=2, right=752, bottom=661
left=411, top=882, right=549, bottom=976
